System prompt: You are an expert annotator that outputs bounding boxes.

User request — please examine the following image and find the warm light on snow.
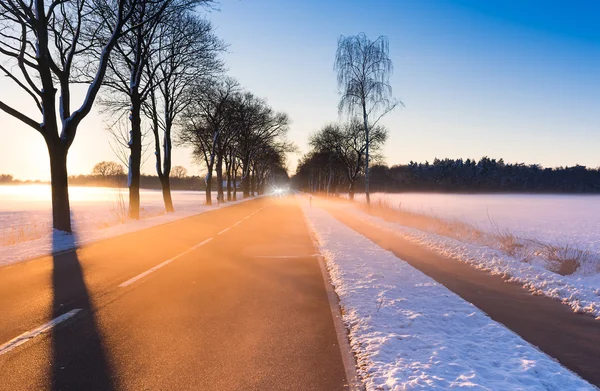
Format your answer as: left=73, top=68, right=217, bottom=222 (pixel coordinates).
left=0, top=186, right=249, bottom=265
left=0, top=184, right=52, bottom=206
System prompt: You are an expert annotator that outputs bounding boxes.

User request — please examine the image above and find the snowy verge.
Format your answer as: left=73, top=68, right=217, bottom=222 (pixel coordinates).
left=339, top=204, right=600, bottom=320
left=301, top=201, right=595, bottom=390
left=0, top=197, right=257, bottom=267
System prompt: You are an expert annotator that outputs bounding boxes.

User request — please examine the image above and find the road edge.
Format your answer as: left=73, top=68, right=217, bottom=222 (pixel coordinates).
left=299, top=200, right=364, bottom=391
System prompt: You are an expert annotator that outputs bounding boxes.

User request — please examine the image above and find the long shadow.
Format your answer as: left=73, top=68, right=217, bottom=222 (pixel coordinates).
left=51, top=230, right=115, bottom=391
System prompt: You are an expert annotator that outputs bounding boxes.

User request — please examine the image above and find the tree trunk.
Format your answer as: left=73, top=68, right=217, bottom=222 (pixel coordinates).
left=242, top=159, right=250, bottom=198
left=225, top=155, right=232, bottom=202
left=47, top=142, right=72, bottom=233
left=128, top=95, right=142, bottom=220
left=160, top=175, right=174, bottom=212
left=250, top=166, right=256, bottom=196
left=162, top=120, right=174, bottom=212
left=362, top=105, right=370, bottom=204
left=205, top=175, right=213, bottom=205
left=348, top=180, right=355, bottom=201
left=205, top=162, right=214, bottom=205
left=226, top=172, right=232, bottom=201
left=216, top=153, right=224, bottom=203
left=233, top=164, right=238, bottom=201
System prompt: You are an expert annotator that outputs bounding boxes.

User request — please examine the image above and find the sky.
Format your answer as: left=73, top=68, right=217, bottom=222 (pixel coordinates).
left=1, top=0, right=599, bottom=181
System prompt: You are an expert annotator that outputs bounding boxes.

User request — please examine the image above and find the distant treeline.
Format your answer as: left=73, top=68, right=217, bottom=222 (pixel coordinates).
left=370, top=158, right=600, bottom=193
left=293, top=157, right=600, bottom=194
left=0, top=174, right=46, bottom=185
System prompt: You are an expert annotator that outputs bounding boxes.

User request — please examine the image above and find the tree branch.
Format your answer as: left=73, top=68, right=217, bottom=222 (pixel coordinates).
left=0, top=100, right=40, bottom=131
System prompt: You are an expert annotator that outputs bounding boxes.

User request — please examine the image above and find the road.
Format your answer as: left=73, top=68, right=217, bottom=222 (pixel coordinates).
left=327, top=205, right=600, bottom=387
left=0, top=197, right=351, bottom=391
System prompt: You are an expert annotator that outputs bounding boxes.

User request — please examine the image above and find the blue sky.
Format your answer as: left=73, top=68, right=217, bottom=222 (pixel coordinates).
left=1, top=0, right=599, bottom=180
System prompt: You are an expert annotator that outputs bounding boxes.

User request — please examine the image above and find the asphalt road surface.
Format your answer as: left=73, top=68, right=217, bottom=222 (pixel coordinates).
left=0, top=197, right=350, bottom=391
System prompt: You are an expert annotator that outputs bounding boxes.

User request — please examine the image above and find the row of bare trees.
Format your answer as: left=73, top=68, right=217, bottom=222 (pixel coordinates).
left=99, top=0, right=222, bottom=217
left=0, top=0, right=291, bottom=233
left=303, top=119, right=387, bottom=199
left=178, top=77, right=293, bottom=205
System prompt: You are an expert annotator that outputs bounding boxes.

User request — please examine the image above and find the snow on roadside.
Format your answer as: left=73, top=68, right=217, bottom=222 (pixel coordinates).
left=339, top=205, right=600, bottom=320
left=302, top=202, right=596, bottom=391
left=0, top=194, right=255, bottom=267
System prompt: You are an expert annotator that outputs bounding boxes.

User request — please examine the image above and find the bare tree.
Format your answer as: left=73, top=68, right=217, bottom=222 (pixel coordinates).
left=334, top=33, right=399, bottom=204
left=99, top=0, right=186, bottom=219
left=0, top=0, right=152, bottom=232
left=171, top=165, right=188, bottom=179
left=144, top=10, right=224, bottom=212
left=310, top=118, right=387, bottom=199
left=179, top=77, right=239, bottom=205
left=92, top=161, right=125, bottom=177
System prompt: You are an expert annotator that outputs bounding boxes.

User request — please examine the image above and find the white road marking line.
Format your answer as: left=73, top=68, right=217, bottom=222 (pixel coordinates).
left=119, top=237, right=213, bottom=288
left=119, top=202, right=267, bottom=288
left=0, top=309, right=82, bottom=356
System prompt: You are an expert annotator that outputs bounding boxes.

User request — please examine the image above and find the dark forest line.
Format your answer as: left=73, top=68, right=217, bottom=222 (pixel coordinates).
left=293, top=157, right=600, bottom=194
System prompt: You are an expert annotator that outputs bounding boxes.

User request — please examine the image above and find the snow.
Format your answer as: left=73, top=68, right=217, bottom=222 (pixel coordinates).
left=301, top=200, right=596, bottom=391
left=343, top=205, right=600, bottom=319
left=351, top=193, right=600, bottom=256
left=342, top=193, right=600, bottom=318
left=0, top=185, right=249, bottom=266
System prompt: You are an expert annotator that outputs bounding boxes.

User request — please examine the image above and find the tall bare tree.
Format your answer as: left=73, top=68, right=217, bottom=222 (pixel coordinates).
left=145, top=10, right=223, bottom=212
left=0, top=0, right=155, bottom=232
left=100, top=0, right=192, bottom=219
left=334, top=33, right=399, bottom=204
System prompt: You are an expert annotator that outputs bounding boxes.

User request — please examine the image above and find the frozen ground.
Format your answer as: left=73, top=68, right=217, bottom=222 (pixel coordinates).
left=0, top=185, right=245, bottom=266
left=352, top=193, right=600, bottom=254
left=302, top=200, right=595, bottom=391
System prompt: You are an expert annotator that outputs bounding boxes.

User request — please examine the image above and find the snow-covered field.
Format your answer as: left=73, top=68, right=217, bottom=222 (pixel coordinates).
left=302, top=201, right=595, bottom=390
left=352, top=193, right=600, bottom=255
left=0, top=185, right=240, bottom=266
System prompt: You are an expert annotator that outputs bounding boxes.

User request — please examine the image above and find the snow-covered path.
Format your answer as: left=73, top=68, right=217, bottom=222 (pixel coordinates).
left=302, top=200, right=595, bottom=390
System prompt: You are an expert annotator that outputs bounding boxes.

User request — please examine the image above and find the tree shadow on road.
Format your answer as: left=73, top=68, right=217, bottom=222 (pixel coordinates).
left=51, top=231, right=115, bottom=391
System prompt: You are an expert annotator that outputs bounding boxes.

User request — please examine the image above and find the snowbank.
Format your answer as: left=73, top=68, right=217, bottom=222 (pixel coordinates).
left=302, top=202, right=595, bottom=391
